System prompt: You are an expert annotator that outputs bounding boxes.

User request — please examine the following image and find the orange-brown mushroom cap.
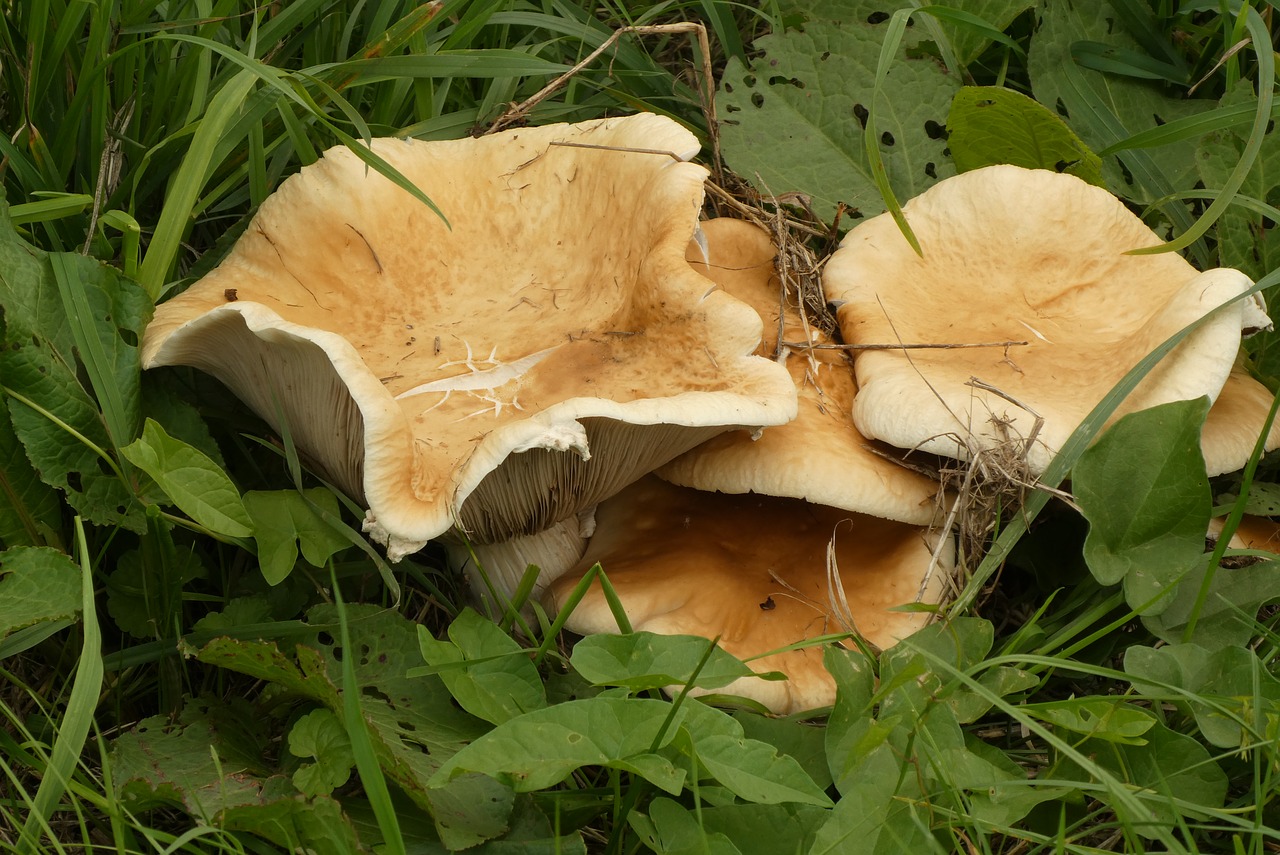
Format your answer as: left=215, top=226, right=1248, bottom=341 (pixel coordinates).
left=658, top=218, right=941, bottom=524
left=543, top=476, right=950, bottom=714
left=142, top=115, right=797, bottom=559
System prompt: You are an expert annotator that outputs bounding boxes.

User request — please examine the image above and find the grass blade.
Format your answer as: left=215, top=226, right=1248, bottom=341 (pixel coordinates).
left=17, top=518, right=102, bottom=854
left=1129, top=7, right=1272, bottom=256
left=332, top=564, right=405, bottom=855
left=137, top=68, right=257, bottom=298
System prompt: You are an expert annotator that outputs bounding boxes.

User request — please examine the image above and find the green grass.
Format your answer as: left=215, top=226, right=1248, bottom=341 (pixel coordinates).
left=5, top=0, right=1280, bottom=852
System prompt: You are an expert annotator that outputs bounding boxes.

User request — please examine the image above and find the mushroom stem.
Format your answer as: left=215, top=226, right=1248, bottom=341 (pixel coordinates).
left=447, top=515, right=592, bottom=619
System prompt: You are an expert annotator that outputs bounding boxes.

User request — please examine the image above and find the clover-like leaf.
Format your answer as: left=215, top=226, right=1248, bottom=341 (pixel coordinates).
left=288, top=709, right=354, bottom=796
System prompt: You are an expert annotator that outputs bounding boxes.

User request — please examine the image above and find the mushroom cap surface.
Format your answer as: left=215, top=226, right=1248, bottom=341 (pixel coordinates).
left=824, top=164, right=1269, bottom=474
left=657, top=218, right=940, bottom=524
left=1201, top=371, right=1280, bottom=476
left=142, top=115, right=797, bottom=558
left=544, top=475, right=949, bottom=714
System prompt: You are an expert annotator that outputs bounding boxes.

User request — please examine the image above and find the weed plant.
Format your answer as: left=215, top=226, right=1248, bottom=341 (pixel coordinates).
left=4, top=1, right=1280, bottom=852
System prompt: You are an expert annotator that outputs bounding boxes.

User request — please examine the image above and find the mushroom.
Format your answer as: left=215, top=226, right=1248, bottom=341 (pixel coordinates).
left=658, top=218, right=940, bottom=523
left=543, top=475, right=950, bottom=714
left=1208, top=514, right=1280, bottom=553
left=142, top=115, right=796, bottom=565
left=1201, top=370, right=1280, bottom=476
left=823, top=164, right=1270, bottom=475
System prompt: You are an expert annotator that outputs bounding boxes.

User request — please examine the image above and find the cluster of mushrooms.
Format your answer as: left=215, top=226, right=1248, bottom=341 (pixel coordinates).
left=141, top=113, right=1280, bottom=715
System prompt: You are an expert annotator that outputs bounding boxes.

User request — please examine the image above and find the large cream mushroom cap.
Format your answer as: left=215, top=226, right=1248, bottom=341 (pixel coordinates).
left=657, top=218, right=940, bottom=524
left=824, top=164, right=1270, bottom=475
left=142, top=115, right=796, bottom=559
left=544, top=476, right=950, bottom=714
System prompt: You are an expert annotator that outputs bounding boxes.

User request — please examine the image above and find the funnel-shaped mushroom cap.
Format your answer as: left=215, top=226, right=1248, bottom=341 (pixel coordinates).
left=657, top=218, right=940, bottom=524
left=544, top=476, right=950, bottom=714
left=1202, top=371, right=1280, bottom=476
left=824, top=165, right=1270, bottom=475
left=142, top=115, right=796, bottom=558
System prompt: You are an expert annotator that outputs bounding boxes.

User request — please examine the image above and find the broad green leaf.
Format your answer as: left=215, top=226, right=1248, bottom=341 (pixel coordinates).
left=112, top=712, right=272, bottom=815
left=1126, top=643, right=1280, bottom=749
left=1022, top=698, right=1156, bottom=744
left=718, top=17, right=958, bottom=222
left=960, top=735, right=1073, bottom=827
left=190, top=596, right=275, bottom=633
left=734, top=709, right=833, bottom=791
left=1028, top=0, right=1212, bottom=261
left=949, top=665, right=1039, bottom=724
left=694, top=735, right=832, bottom=807
left=878, top=617, right=994, bottom=715
left=780, top=0, right=1033, bottom=67
left=0, top=207, right=148, bottom=531
left=695, top=802, right=828, bottom=855
left=570, top=632, right=762, bottom=692
left=243, top=488, right=347, bottom=585
left=121, top=418, right=254, bottom=538
left=288, top=709, right=354, bottom=796
left=417, top=608, right=546, bottom=726
left=0, top=547, right=80, bottom=642
left=810, top=742, right=928, bottom=854
left=631, top=798, right=741, bottom=855
left=1217, top=482, right=1280, bottom=518
left=140, top=377, right=228, bottom=469
left=430, top=697, right=687, bottom=794
left=1192, top=647, right=1280, bottom=749
left=0, top=399, right=61, bottom=549
left=1074, top=398, right=1211, bottom=613
left=111, top=708, right=363, bottom=855
left=194, top=604, right=510, bottom=848
left=1143, top=557, right=1280, bottom=649
left=947, top=86, right=1104, bottom=185
left=1049, top=719, right=1227, bottom=830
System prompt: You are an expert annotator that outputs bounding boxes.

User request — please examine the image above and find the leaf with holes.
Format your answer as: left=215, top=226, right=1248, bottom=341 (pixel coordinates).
left=1028, top=0, right=1211, bottom=203
left=719, top=16, right=958, bottom=222
left=193, top=604, right=513, bottom=849
left=111, top=704, right=364, bottom=853
left=781, top=0, right=1034, bottom=67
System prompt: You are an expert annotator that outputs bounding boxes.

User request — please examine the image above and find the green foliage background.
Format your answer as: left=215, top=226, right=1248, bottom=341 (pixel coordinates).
left=4, top=0, right=1280, bottom=852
